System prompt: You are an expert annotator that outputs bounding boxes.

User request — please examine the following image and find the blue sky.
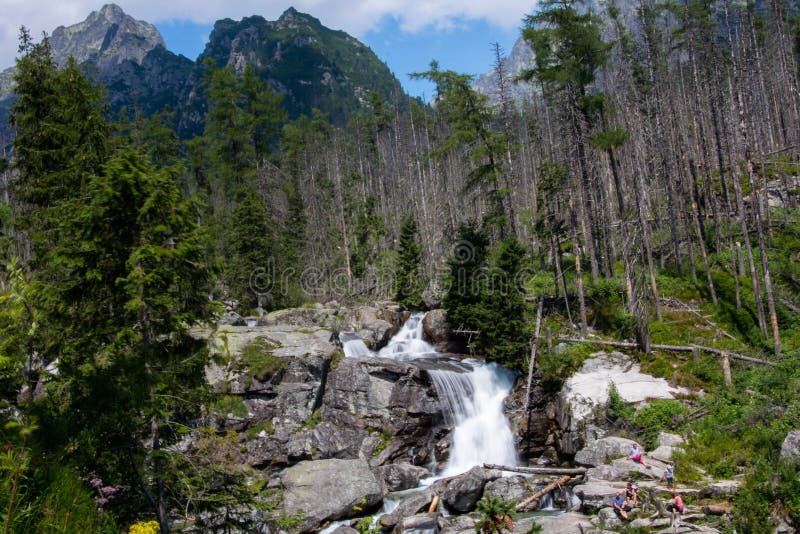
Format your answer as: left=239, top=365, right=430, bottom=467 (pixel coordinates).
left=156, top=15, right=522, bottom=100
left=0, top=1, right=535, bottom=99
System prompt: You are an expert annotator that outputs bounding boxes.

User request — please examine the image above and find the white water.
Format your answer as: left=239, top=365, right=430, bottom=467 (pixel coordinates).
left=340, top=332, right=373, bottom=358
left=343, top=313, right=518, bottom=477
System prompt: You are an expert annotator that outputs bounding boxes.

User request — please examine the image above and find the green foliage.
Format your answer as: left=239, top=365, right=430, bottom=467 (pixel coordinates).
left=606, top=382, right=634, bottom=423
left=632, top=400, right=688, bottom=450
left=394, top=217, right=423, bottom=308
left=474, top=494, right=516, bottom=534
left=537, top=342, right=594, bottom=389
left=442, top=225, right=530, bottom=367
left=521, top=0, right=610, bottom=99
left=240, top=338, right=287, bottom=385
left=304, top=409, right=323, bottom=429
left=214, top=395, right=248, bottom=418
left=371, top=429, right=393, bottom=458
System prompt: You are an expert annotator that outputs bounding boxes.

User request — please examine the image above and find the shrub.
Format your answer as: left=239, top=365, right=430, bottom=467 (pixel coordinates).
left=475, top=494, right=516, bottom=534
left=240, top=338, right=287, bottom=385
left=632, top=399, right=688, bottom=450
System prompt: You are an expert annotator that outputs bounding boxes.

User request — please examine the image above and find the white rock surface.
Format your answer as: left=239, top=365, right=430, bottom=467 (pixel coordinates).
left=560, top=351, right=690, bottom=426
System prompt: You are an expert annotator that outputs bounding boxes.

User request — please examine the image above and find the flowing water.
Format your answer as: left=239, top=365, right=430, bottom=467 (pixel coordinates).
left=340, top=313, right=518, bottom=476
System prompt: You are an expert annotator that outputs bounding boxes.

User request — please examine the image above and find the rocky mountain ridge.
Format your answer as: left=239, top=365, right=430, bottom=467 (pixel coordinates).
left=0, top=4, right=404, bottom=138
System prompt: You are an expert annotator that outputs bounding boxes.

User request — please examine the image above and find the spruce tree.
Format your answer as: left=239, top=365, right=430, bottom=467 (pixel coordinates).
left=394, top=217, right=423, bottom=308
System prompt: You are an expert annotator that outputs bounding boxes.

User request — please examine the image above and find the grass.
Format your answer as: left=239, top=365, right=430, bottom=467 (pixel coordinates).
left=240, top=338, right=288, bottom=385
left=213, top=395, right=248, bottom=418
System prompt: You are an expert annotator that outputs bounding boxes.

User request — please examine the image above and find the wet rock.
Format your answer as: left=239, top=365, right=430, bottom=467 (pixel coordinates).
left=281, top=459, right=382, bottom=532
left=392, top=513, right=440, bottom=534
left=376, top=463, right=431, bottom=493
left=379, top=489, right=435, bottom=529
left=330, top=527, right=359, bottom=534
left=422, top=309, right=449, bottom=344
left=780, top=430, right=800, bottom=464
left=441, top=466, right=503, bottom=513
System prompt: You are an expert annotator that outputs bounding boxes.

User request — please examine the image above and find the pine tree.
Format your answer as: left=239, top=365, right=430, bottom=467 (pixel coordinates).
left=394, top=217, right=423, bottom=308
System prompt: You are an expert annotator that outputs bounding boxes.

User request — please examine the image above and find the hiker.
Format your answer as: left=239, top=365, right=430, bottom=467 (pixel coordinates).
left=612, top=491, right=632, bottom=520
left=625, top=481, right=639, bottom=506
left=627, top=443, right=649, bottom=467
left=661, top=463, right=675, bottom=488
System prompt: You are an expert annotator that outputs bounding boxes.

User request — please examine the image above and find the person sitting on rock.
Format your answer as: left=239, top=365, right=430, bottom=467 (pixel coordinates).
left=612, top=492, right=631, bottom=520
left=627, top=443, right=649, bottom=467
left=665, top=492, right=684, bottom=526
left=625, top=481, right=639, bottom=506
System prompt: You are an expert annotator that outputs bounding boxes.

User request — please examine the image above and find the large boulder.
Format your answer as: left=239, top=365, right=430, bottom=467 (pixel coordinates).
left=483, top=475, right=536, bottom=504
left=376, top=463, right=431, bottom=493
left=698, top=480, right=741, bottom=499
left=573, top=482, right=625, bottom=511
left=422, top=309, right=449, bottom=344
left=392, top=513, right=439, bottom=534
left=281, top=459, right=382, bottom=532
left=780, top=430, right=800, bottom=464
left=441, top=466, right=503, bottom=513
left=354, top=306, right=398, bottom=349
left=557, top=352, right=689, bottom=455
left=575, top=437, right=637, bottom=467
left=379, top=489, right=436, bottom=530
left=658, top=432, right=685, bottom=448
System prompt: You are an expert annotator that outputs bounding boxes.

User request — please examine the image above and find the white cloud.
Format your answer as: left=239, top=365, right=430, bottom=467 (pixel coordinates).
left=0, top=0, right=536, bottom=69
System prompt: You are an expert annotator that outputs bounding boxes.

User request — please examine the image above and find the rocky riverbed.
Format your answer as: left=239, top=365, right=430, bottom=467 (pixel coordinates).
left=181, top=303, right=747, bottom=533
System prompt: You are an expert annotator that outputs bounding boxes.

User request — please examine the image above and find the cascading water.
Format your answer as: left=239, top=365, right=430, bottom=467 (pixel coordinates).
left=343, top=313, right=518, bottom=476
left=428, top=363, right=518, bottom=477
left=340, top=332, right=373, bottom=358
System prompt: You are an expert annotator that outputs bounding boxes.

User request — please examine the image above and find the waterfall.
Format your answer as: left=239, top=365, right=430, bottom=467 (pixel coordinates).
left=340, top=332, right=373, bottom=358
left=346, top=312, right=518, bottom=477
left=428, top=362, right=518, bottom=477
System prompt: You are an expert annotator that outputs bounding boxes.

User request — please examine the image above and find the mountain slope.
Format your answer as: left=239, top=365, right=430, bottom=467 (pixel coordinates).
left=199, top=8, right=404, bottom=126
left=0, top=4, right=406, bottom=141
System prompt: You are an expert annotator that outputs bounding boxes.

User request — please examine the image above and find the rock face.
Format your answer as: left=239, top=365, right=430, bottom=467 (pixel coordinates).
left=324, top=356, right=442, bottom=466
left=441, top=466, right=503, bottom=513
left=472, top=36, right=538, bottom=106
left=376, top=463, right=431, bottom=493
left=575, top=436, right=637, bottom=467
left=422, top=309, right=448, bottom=344
left=557, top=351, right=689, bottom=455
left=281, top=459, right=382, bottom=532
left=780, top=430, right=800, bottom=464
left=50, top=4, right=165, bottom=68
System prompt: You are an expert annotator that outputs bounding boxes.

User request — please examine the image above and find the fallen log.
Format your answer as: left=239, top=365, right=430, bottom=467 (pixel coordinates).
left=483, top=463, right=587, bottom=475
left=554, top=337, right=775, bottom=366
left=516, top=475, right=571, bottom=511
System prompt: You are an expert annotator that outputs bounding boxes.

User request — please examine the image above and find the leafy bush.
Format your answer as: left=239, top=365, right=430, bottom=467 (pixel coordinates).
left=606, top=382, right=634, bottom=423
left=632, top=399, right=688, bottom=450
left=537, top=342, right=594, bottom=389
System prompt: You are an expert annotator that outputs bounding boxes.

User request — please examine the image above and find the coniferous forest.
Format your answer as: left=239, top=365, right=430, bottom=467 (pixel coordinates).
left=2, top=0, right=800, bottom=532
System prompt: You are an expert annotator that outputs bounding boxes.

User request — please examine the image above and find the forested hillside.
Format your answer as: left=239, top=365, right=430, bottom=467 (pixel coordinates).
left=0, top=0, right=799, bottom=532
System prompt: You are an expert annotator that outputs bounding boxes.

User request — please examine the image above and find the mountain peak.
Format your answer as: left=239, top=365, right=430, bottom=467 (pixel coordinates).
left=97, top=4, right=127, bottom=23
left=280, top=7, right=300, bottom=20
